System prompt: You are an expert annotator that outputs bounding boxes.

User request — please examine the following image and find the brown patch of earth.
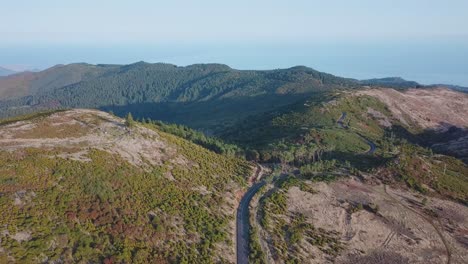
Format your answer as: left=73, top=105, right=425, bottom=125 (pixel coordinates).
left=262, top=177, right=468, bottom=263
left=358, top=88, right=468, bottom=132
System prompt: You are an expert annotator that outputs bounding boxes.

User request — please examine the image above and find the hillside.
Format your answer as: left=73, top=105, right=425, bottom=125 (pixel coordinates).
left=224, top=87, right=468, bottom=198
left=224, top=87, right=468, bottom=156
left=239, top=88, right=468, bottom=264
left=0, top=109, right=252, bottom=263
left=0, top=64, right=118, bottom=100
left=360, top=77, right=421, bottom=89
left=0, top=63, right=361, bottom=131
left=249, top=174, right=468, bottom=263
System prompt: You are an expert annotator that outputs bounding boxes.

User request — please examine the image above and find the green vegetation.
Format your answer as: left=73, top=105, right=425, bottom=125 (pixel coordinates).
left=124, top=112, right=135, bottom=127
left=141, top=118, right=243, bottom=157
left=0, top=63, right=359, bottom=132
left=249, top=226, right=266, bottom=264
left=0, top=114, right=252, bottom=263
left=222, top=93, right=395, bottom=169
left=385, top=143, right=468, bottom=202
left=0, top=109, right=67, bottom=126
left=360, top=77, right=420, bottom=89
left=1, top=65, right=467, bottom=262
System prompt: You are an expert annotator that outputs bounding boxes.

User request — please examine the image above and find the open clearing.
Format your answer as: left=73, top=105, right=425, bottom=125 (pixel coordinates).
left=259, top=177, right=468, bottom=263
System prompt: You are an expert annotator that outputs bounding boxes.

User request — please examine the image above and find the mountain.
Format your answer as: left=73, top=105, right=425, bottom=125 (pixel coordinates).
left=0, top=62, right=360, bottom=131
left=0, top=63, right=118, bottom=100
left=0, top=109, right=251, bottom=263
left=0, top=63, right=467, bottom=263
left=0, top=66, right=16, bottom=77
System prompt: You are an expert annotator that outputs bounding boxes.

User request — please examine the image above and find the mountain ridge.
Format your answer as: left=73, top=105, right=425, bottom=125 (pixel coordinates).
left=0, top=63, right=362, bottom=131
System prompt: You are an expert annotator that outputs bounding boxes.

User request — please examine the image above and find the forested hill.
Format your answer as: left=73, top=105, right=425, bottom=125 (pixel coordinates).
left=360, top=77, right=422, bottom=89
left=0, top=62, right=362, bottom=130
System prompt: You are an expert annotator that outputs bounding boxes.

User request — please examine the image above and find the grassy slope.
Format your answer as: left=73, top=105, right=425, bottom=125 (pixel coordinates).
left=225, top=90, right=468, bottom=201
left=222, top=92, right=390, bottom=163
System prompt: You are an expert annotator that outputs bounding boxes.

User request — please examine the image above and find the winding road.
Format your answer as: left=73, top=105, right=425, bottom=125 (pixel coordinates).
left=236, top=165, right=266, bottom=264
left=235, top=113, right=377, bottom=263
left=359, top=135, right=377, bottom=154
left=337, top=111, right=347, bottom=128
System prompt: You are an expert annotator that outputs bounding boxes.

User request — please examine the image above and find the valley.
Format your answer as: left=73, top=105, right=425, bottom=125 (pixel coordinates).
left=3, top=0, right=468, bottom=263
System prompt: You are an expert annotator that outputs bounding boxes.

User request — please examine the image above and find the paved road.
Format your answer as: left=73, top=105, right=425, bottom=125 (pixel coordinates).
left=337, top=112, right=347, bottom=128
left=236, top=166, right=266, bottom=264
left=359, top=135, right=377, bottom=154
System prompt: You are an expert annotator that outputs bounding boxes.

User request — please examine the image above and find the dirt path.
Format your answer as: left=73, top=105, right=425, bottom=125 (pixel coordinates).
left=236, top=164, right=266, bottom=264
left=383, top=185, right=451, bottom=264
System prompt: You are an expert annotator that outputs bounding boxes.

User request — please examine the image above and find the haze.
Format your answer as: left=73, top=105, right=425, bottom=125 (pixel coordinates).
left=1, top=0, right=468, bottom=85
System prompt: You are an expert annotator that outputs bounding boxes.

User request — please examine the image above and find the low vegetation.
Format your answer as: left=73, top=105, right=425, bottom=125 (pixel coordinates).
left=0, top=111, right=251, bottom=263
left=382, top=143, right=468, bottom=202
left=257, top=176, right=343, bottom=263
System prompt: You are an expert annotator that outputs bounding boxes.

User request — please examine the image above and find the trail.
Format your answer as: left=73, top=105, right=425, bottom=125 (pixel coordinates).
left=236, top=164, right=266, bottom=264
left=383, top=185, right=451, bottom=264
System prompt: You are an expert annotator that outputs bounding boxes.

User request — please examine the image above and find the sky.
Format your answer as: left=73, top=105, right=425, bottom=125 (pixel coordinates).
left=1, top=0, right=468, bottom=85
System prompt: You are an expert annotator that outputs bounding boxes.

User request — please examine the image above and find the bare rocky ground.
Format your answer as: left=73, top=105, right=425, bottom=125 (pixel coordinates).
left=260, top=177, right=468, bottom=264
left=359, top=87, right=468, bottom=162
left=358, top=88, right=468, bottom=131
left=0, top=109, right=188, bottom=167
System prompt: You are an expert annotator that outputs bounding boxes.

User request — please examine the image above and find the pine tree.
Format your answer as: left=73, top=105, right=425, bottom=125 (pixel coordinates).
left=125, top=112, right=135, bottom=127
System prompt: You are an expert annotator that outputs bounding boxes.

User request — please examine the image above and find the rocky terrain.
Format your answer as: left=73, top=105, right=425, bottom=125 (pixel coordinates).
left=359, top=88, right=468, bottom=132
left=359, top=87, right=468, bottom=162
left=252, top=176, right=468, bottom=264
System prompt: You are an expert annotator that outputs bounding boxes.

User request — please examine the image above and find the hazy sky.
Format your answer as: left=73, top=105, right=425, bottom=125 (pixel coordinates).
left=1, top=0, right=468, bottom=85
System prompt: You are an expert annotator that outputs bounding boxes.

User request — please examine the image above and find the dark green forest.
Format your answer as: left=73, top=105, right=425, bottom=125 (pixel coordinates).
left=0, top=62, right=364, bottom=131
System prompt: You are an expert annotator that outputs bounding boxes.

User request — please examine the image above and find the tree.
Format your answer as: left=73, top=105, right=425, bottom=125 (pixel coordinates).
left=246, top=149, right=260, bottom=161
left=125, top=112, right=135, bottom=127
